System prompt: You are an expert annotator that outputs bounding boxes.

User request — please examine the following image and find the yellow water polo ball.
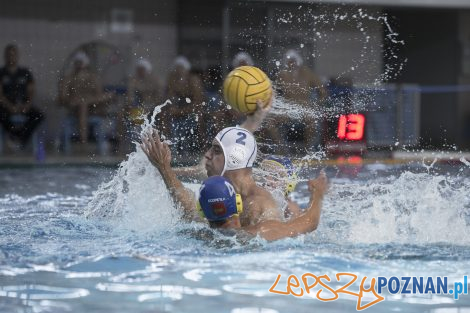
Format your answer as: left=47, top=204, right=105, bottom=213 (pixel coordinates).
left=223, top=66, right=272, bottom=114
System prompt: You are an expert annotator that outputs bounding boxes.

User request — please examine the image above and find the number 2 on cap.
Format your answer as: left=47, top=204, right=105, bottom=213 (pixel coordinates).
left=236, top=132, right=247, bottom=145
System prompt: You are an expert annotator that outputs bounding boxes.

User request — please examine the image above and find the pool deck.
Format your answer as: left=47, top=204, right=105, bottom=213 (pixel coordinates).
left=0, top=151, right=468, bottom=167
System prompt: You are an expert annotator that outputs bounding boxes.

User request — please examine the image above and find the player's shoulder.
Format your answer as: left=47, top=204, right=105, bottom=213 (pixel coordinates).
left=251, top=184, right=271, bottom=197
left=251, top=186, right=277, bottom=208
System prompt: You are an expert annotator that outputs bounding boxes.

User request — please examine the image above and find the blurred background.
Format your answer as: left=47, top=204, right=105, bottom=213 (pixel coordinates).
left=0, top=0, right=469, bottom=164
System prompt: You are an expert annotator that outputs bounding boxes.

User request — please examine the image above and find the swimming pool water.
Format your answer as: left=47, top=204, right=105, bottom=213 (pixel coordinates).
left=0, top=154, right=469, bottom=313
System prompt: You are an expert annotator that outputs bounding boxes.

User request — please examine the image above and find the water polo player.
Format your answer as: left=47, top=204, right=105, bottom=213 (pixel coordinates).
left=141, top=125, right=282, bottom=226
left=260, top=156, right=302, bottom=218
left=197, top=174, right=327, bottom=241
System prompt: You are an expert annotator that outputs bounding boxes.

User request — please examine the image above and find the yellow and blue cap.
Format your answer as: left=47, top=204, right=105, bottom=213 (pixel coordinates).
left=197, top=176, right=243, bottom=222
left=261, top=156, right=298, bottom=194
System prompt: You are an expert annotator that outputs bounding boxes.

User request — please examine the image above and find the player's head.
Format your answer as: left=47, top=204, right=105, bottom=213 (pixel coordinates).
left=73, top=51, right=90, bottom=70
left=260, top=156, right=298, bottom=195
left=197, top=176, right=243, bottom=227
left=205, top=127, right=257, bottom=176
left=173, top=56, right=191, bottom=73
left=136, top=58, right=152, bottom=76
left=232, top=52, right=254, bottom=68
left=284, top=49, right=303, bottom=69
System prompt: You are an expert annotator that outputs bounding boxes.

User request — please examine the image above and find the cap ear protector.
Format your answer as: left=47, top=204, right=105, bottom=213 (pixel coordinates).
left=285, top=172, right=298, bottom=196
left=197, top=176, right=243, bottom=222
left=197, top=194, right=243, bottom=220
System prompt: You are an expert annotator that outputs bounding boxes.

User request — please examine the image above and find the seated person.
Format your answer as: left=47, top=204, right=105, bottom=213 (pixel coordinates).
left=197, top=173, right=327, bottom=241
left=126, top=58, right=161, bottom=128
left=276, top=49, right=328, bottom=153
left=58, top=51, right=114, bottom=153
left=164, top=56, right=205, bottom=154
left=203, top=66, right=235, bottom=139
left=0, top=44, right=43, bottom=148
left=231, top=51, right=254, bottom=69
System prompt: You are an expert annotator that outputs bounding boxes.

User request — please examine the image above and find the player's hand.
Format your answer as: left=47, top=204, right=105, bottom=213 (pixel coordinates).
left=308, top=170, right=328, bottom=196
left=242, top=92, right=273, bottom=132
left=140, top=128, right=172, bottom=170
left=251, top=92, right=273, bottom=115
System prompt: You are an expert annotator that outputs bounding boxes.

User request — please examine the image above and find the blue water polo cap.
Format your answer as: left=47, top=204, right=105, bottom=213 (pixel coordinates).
left=197, top=176, right=243, bottom=222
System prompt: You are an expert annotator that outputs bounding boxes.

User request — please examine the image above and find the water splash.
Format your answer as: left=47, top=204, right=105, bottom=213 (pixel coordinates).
left=85, top=100, right=470, bottom=248
left=85, top=101, right=182, bottom=232
left=234, top=5, right=407, bottom=157
left=460, top=157, right=470, bottom=167
left=321, top=169, right=470, bottom=245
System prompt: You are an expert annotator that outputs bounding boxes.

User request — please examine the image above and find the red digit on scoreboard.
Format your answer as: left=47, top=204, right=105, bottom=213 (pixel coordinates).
left=337, top=114, right=365, bottom=141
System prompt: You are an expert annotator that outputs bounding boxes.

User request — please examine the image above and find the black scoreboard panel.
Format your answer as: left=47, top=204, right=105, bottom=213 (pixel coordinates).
left=351, top=84, right=420, bottom=148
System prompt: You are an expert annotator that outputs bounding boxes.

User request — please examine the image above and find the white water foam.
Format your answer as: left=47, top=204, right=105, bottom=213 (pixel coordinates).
left=85, top=101, right=183, bottom=232
left=85, top=100, right=470, bottom=246
left=321, top=170, right=470, bottom=245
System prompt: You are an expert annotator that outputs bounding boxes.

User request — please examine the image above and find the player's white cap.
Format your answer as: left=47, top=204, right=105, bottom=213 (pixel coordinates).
left=215, top=127, right=257, bottom=175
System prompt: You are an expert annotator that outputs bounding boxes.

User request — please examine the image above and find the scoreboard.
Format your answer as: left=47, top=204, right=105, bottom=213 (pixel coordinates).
left=328, top=84, right=421, bottom=152
left=337, top=114, right=365, bottom=141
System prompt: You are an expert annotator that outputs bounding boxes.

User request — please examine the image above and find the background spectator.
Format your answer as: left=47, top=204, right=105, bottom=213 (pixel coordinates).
left=229, top=52, right=255, bottom=126
left=203, top=65, right=233, bottom=138
left=276, top=49, right=328, bottom=153
left=231, top=51, right=254, bottom=69
left=58, top=51, right=114, bottom=153
left=229, top=51, right=280, bottom=153
left=125, top=58, right=161, bottom=134
left=165, top=56, right=205, bottom=156
left=0, top=44, right=43, bottom=149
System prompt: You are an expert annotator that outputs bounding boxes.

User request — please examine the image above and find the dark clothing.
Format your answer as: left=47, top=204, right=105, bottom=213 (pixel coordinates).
left=0, top=67, right=33, bottom=104
left=0, top=106, right=43, bottom=145
left=0, top=66, right=42, bottom=145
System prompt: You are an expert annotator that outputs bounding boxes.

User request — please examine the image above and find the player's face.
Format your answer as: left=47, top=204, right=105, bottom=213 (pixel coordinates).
left=204, top=140, right=225, bottom=176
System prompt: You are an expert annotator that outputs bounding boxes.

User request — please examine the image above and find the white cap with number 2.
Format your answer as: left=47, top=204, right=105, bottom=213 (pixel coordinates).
left=215, top=127, right=257, bottom=175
